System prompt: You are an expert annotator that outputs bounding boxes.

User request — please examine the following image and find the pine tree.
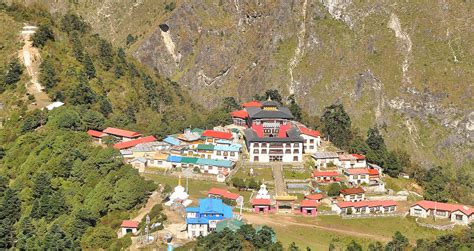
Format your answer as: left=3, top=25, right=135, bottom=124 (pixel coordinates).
left=43, top=224, right=72, bottom=250
left=365, top=127, right=388, bottom=166
left=99, top=96, right=113, bottom=117
left=39, top=56, right=59, bottom=90
left=288, top=94, right=302, bottom=122
left=4, top=58, right=23, bottom=86
left=98, top=39, right=114, bottom=71
left=32, top=24, right=55, bottom=48
left=32, top=172, right=52, bottom=199
left=83, top=53, right=96, bottom=79
left=0, top=188, right=21, bottom=248
left=70, top=31, right=84, bottom=62
left=321, top=104, right=352, bottom=148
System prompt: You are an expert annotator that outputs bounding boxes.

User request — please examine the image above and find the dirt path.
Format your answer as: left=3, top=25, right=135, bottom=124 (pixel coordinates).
left=272, top=164, right=286, bottom=196
left=243, top=213, right=391, bottom=242
left=18, top=26, right=50, bottom=110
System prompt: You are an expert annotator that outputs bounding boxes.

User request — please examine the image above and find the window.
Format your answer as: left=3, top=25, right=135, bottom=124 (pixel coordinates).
left=261, top=149, right=267, bottom=154
left=436, top=211, right=447, bottom=216
left=230, top=152, right=235, bottom=156
left=254, top=156, right=259, bottom=161
left=217, top=151, right=221, bottom=156
left=223, top=151, right=228, bottom=156
left=285, top=149, right=291, bottom=154
left=309, top=146, right=314, bottom=149
left=253, top=149, right=259, bottom=154
left=294, top=149, right=299, bottom=154
left=360, top=175, right=366, bottom=179
left=455, top=214, right=463, bottom=220
left=261, top=143, right=267, bottom=147
left=310, top=139, right=314, bottom=143
left=293, top=156, right=299, bottom=161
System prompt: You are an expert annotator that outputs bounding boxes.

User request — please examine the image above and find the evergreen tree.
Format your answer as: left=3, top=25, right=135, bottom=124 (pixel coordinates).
left=98, top=39, right=114, bottom=71
left=83, top=53, right=96, bottom=79
left=384, top=151, right=403, bottom=177
left=253, top=226, right=275, bottom=249
left=32, top=172, right=52, bottom=199
left=70, top=31, right=84, bottom=62
left=0, top=188, right=21, bottom=249
left=61, top=13, right=88, bottom=34
left=15, top=217, right=35, bottom=250
left=43, top=224, right=72, bottom=250
left=32, top=24, right=55, bottom=48
left=99, top=96, right=113, bottom=117
left=69, top=82, right=97, bottom=105
left=288, top=242, right=300, bottom=251
left=321, top=104, right=352, bottom=148
left=82, top=109, right=105, bottom=130
left=346, top=240, right=363, bottom=251
left=365, top=127, right=388, bottom=166
left=385, top=231, right=409, bottom=251
left=423, top=166, right=449, bottom=202
left=47, top=189, right=69, bottom=220
left=264, top=89, right=282, bottom=103
left=4, top=58, right=23, bottom=86
left=39, top=56, right=59, bottom=90
left=0, top=176, right=8, bottom=194
left=288, top=94, right=302, bottom=121
left=222, top=97, right=241, bottom=112
left=368, top=241, right=384, bottom=251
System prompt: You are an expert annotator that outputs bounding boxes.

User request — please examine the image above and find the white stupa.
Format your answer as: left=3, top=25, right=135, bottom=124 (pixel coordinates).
left=255, top=183, right=271, bottom=199
left=165, top=176, right=192, bottom=207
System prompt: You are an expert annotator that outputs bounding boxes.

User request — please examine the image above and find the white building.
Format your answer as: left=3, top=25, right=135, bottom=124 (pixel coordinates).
left=296, top=125, right=321, bottom=154
left=185, top=198, right=233, bottom=238
left=332, top=200, right=397, bottom=215
left=344, top=168, right=380, bottom=185
left=339, top=154, right=367, bottom=169
left=311, top=152, right=340, bottom=168
left=409, top=200, right=473, bottom=225
left=120, top=220, right=139, bottom=236
left=340, top=187, right=366, bottom=202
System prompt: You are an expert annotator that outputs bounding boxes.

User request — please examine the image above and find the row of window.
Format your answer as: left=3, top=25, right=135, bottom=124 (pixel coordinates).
left=253, top=142, right=301, bottom=148
left=253, top=149, right=300, bottom=154
left=306, top=139, right=316, bottom=144
left=253, top=156, right=299, bottom=162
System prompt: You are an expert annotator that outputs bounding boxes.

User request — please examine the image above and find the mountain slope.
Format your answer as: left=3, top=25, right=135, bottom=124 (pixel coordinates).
left=13, top=0, right=473, bottom=168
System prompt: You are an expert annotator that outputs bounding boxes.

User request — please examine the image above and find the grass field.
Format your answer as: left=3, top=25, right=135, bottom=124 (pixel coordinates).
left=283, top=168, right=312, bottom=180
left=233, top=166, right=274, bottom=183
left=245, top=214, right=450, bottom=250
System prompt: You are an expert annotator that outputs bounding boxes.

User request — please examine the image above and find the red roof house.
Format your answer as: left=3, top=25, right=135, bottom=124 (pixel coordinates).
left=412, top=200, right=474, bottom=216
left=336, top=200, right=397, bottom=210
left=113, top=136, right=157, bottom=150
left=121, top=220, right=139, bottom=228
left=352, top=154, right=366, bottom=160
left=297, top=126, right=320, bottom=137
left=305, top=193, right=324, bottom=201
left=103, top=127, right=141, bottom=138
left=202, top=130, right=233, bottom=140
left=208, top=188, right=241, bottom=200
left=340, top=187, right=365, bottom=195
left=251, top=198, right=272, bottom=205
left=87, top=129, right=107, bottom=138
left=312, top=171, right=338, bottom=177
left=300, top=200, right=318, bottom=208
left=230, top=110, right=249, bottom=119
left=242, top=101, right=262, bottom=108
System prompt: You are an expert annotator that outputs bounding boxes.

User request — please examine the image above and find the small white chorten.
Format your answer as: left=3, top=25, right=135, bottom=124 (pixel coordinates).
left=256, top=183, right=270, bottom=199
left=166, top=176, right=191, bottom=206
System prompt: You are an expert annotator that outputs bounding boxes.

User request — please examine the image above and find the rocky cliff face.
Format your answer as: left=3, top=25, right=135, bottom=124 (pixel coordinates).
left=18, top=0, right=473, bottom=167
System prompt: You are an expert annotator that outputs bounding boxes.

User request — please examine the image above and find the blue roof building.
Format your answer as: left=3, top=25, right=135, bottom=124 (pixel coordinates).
left=214, top=144, right=241, bottom=152
left=185, top=198, right=233, bottom=238
left=196, top=158, right=233, bottom=168
left=167, top=155, right=182, bottom=163
left=164, top=136, right=181, bottom=146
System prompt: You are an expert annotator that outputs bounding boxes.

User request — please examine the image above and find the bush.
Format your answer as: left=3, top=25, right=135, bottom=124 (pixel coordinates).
left=327, top=183, right=342, bottom=197
left=231, top=177, right=246, bottom=190
left=32, top=24, right=55, bottom=48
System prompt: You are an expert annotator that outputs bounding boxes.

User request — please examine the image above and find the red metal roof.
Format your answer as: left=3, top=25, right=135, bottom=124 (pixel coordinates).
left=337, top=200, right=397, bottom=208
left=305, top=194, right=324, bottom=200
left=368, top=169, right=379, bottom=176
left=277, top=124, right=291, bottom=138
left=208, top=188, right=241, bottom=200
left=297, top=126, right=320, bottom=137
left=300, top=199, right=318, bottom=208
left=113, top=136, right=157, bottom=149
left=103, top=127, right=141, bottom=138
left=230, top=109, right=249, bottom=119
left=87, top=129, right=106, bottom=138
left=242, top=101, right=262, bottom=107
left=121, top=220, right=139, bottom=228
left=352, top=154, right=366, bottom=160
left=202, top=130, right=233, bottom=140
left=346, top=168, right=371, bottom=175
left=251, top=198, right=271, bottom=205
left=251, top=124, right=264, bottom=137
left=340, top=187, right=365, bottom=195
left=312, top=171, right=338, bottom=177
left=413, top=200, right=474, bottom=215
